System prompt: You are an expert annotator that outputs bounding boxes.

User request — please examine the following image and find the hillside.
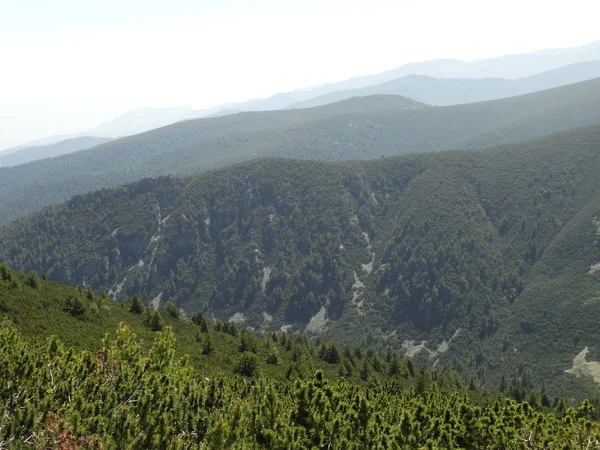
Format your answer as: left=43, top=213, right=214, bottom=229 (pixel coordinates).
left=0, top=95, right=423, bottom=224
left=0, top=265, right=415, bottom=384
left=0, top=136, right=114, bottom=168
left=3, top=269, right=598, bottom=447
left=2, top=124, right=600, bottom=398
left=3, top=78, right=600, bottom=225
left=289, top=60, right=600, bottom=108
left=0, top=105, right=230, bottom=156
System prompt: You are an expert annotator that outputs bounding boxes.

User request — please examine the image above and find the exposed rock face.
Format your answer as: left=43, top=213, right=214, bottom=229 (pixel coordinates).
left=566, top=347, right=600, bottom=384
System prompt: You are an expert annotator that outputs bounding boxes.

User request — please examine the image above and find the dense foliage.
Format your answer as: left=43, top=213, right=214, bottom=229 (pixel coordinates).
left=0, top=266, right=405, bottom=384
left=2, top=77, right=600, bottom=224
left=2, top=320, right=600, bottom=449
left=2, top=318, right=600, bottom=448
left=2, top=123, right=600, bottom=398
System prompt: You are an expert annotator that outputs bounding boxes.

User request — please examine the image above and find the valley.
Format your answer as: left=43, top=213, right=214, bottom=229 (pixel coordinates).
left=3, top=123, right=600, bottom=398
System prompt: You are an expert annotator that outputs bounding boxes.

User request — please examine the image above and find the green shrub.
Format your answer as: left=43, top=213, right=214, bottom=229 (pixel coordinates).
left=236, top=352, right=259, bottom=377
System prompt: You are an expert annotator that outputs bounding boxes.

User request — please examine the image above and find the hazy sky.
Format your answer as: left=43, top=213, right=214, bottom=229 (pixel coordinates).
left=1, top=0, right=598, bottom=149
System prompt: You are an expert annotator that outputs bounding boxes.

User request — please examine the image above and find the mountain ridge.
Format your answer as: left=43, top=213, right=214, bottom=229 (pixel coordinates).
left=0, top=136, right=114, bottom=168
left=2, top=78, right=600, bottom=225
left=232, top=41, right=600, bottom=111
left=7, top=40, right=599, bottom=153
left=289, top=60, right=600, bottom=109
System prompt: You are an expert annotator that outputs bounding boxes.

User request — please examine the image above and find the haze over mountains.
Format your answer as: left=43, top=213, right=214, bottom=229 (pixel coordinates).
left=0, top=107, right=211, bottom=153
left=5, top=40, right=600, bottom=157
left=2, top=77, right=600, bottom=225
left=228, top=40, right=600, bottom=112
left=0, top=136, right=114, bottom=168
left=289, top=59, right=600, bottom=108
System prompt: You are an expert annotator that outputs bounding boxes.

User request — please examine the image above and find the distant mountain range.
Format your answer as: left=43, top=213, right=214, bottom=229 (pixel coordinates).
left=6, top=40, right=600, bottom=158
left=289, top=60, right=600, bottom=108
left=0, top=136, right=114, bottom=168
left=2, top=77, right=600, bottom=225
left=0, top=106, right=222, bottom=155
left=229, top=40, right=600, bottom=112
left=8, top=53, right=599, bottom=168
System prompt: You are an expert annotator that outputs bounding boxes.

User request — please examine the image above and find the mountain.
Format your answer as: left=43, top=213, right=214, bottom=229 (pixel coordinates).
left=0, top=105, right=218, bottom=154
left=232, top=41, right=600, bottom=111
left=3, top=77, right=600, bottom=225
left=4, top=42, right=598, bottom=153
left=0, top=95, right=424, bottom=224
left=85, top=106, right=205, bottom=137
left=206, top=108, right=244, bottom=118
left=0, top=136, right=114, bottom=168
left=3, top=270, right=595, bottom=448
left=4, top=41, right=599, bottom=153
left=3, top=123, right=600, bottom=398
left=289, top=60, right=600, bottom=109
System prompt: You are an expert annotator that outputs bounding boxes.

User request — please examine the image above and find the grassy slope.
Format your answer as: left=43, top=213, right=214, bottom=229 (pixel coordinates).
left=0, top=269, right=411, bottom=385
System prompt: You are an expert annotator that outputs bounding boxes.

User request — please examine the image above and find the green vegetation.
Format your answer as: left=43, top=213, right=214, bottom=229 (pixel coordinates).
left=3, top=77, right=600, bottom=224
left=2, top=268, right=600, bottom=448
left=0, top=266, right=402, bottom=383
left=2, top=123, right=600, bottom=398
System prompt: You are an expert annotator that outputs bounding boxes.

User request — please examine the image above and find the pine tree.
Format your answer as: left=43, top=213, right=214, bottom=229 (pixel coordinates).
left=499, top=375, right=506, bottom=393
left=165, top=300, right=180, bottom=319
left=360, top=360, right=370, bottom=381
left=129, top=295, right=144, bottom=314
left=236, top=352, right=259, bottom=377
left=64, top=295, right=85, bottom=316
left=146, top=311, right=163, bottom=331
left=407, top=358, right=415, bottom=377
left=203, top=334, right=214, bottom=355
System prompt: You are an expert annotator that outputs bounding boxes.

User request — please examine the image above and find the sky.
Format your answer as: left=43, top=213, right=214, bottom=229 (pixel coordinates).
left=0, top=0, right=599, bottom=149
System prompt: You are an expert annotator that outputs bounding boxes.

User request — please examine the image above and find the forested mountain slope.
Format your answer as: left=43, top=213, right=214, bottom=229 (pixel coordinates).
left=289, top=60, right=600, bottom=108
left=3, top=78, right=600, bottom=225
left=2, top=124, right=600, bottom=397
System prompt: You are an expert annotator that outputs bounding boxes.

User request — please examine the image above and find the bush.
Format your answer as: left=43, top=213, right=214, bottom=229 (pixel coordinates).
left=0, top=263, right=13, bottom=282
left=235, top=352, right=259, bottom=377
left=145, top=311, right=163, bottom=331
left=25, top=271, right=40, bottom=289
